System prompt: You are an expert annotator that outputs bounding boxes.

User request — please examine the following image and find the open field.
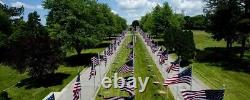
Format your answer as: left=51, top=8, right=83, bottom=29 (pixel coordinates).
left=0, top=64, right=84, bottom=100
left=192, top=30, right=250, bottom=100
left=134, top=34, right=174, bottom=100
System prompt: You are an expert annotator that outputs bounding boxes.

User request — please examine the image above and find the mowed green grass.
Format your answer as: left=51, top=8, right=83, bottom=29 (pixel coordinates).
left=0, top=40, right=111, bottom=100
left=134, top=34, right=174, bottom=100
left=192, top=30, right=226, bottom=50
left=96, top=34, right=132, bottom=100
left=192, top=30, right=250, bottom=100
left=0, top=65, right=83, bottom=100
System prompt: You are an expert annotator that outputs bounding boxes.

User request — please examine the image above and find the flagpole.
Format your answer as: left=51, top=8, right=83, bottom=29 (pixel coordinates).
left=176, top=56, right=181, bottom=100
left=190, top=65, right=193, bottom=90
left=133, top=30, right=135, bottom=97
left=93, top=62, right=96, bottom=93
left=98, top=52, right=102, bottom=83
left=77, top=64, right=82, bottom=100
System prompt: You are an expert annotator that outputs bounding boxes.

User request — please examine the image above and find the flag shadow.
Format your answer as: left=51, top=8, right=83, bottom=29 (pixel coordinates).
left=64, top=53, right=98, bottom=67
left=195, top=47, right=250, bottom=73
left=15, top=73, right=70, bottom=89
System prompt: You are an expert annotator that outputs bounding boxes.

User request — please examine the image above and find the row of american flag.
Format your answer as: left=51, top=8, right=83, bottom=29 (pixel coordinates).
left=103, top=34, right=135, bottom=100
left=71, top=31, right=128, bottom=100
left=139, top=29, right=225, bottom=100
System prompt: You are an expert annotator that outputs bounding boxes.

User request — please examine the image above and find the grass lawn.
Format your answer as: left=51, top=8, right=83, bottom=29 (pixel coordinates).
left=134, top=34, right=174, bottom=100
left=0, top=64, right=84, bottom=100
left=192, top=30, right=226, bottom=50
left=95, top=34, right=132, bottom=99
left=192, top=30, right=250, bottom=100
left=0, top=40, right=110, bottom=100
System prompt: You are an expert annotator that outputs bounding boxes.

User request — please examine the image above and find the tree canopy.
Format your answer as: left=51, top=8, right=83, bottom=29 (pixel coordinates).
left=140, top=2, right=195, bottom=61
left=44, top=0, right=127, bottom=55
left=0, top=1, right=127, bottom=78
left=204, top=0, right=250, bottom=58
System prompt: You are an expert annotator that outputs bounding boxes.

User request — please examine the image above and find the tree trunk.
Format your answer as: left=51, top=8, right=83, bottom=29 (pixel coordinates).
left=75, top=44, right=82, bottom=56
left=226, top=39, right=233, bottom=49
left=240, top=36, right=247, bottom=59
left=226, top=41, right=231, bottom=49
left=76, top=48, right=81, bottom=55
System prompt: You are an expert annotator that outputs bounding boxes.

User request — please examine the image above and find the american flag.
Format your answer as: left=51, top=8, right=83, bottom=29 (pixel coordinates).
left=107, top=49, right=112, bottom=56
left=159, top=50, right=168, bottom=65
left=164, top=67, right=192, bottom=86
left=103, top=55, right=107, bottom=63
left=73, top=74, right=81, bottom=100
left=91, top=56, right=99, bottom=66
left=113, top=42, right=117, bottom=51
left=103, top=96, right=125, bottom=100
left=117, top=60, right=134, bottom=73
left=181, top=89, right=225, bottom=100
left=151, top=45, right=158, bottom=53
left=160, top=50, right=168, bottom=60
left=118, top=77, right=135, bottom=96
left=157, top=48, right=163, bottom=56
left=127, top=42, right=133, bottom=49
left=89, top=66, right=96, bottom=80
left=107, top=45, right=113, bottom=56
left=159, top=57, right=165, bottom=65
left=127, top=50, right=134, bottom=61
left=46, top=94, right=55, bottom=100
left=166, top=62, right=180, bottom=73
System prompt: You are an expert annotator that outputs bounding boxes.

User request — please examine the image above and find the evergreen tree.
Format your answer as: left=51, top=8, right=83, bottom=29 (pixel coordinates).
left=10, top=12, right=63, bottom=78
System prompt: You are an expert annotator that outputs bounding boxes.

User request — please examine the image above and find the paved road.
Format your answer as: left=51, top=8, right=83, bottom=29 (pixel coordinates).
left=138, top=34, right=210, bottom=100
left=44, top=34, right=128, bottom=100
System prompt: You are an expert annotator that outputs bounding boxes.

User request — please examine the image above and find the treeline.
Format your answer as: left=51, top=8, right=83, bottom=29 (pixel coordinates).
left=140, top=0, right=250, bottom=60
left=204, top=0, right=250, bottom=58
left=140, top=3, right=195, bottom=61
left=0, top=0, right=127, bottom=78
left=184, top=15, right=206, bottom=30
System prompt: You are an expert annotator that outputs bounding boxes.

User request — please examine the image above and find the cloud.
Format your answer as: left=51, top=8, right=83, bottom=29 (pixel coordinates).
left=11, top=1, right=43, bottom=10
left=115, top=0, right=161, bottom=24
left=0, top=0, right=4, bottom=4
left=111, top=10, right=118, bottom=14
left=169, top=0, right=204, bottom=16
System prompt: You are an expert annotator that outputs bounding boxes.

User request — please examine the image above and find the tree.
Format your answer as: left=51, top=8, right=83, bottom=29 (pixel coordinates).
left=184, top=15, right=206, bottom=30
left=141, top=3, right=182, bottom=37
left=175, top=30, right=196, bottom=60
left=140, top=13, right=154, bottom=33
left=44, top=0, right=126, bottom=55
left=204, top=0, right=242, bottom=48
left=237, top=0, right=250, bottom=58
left=0, top=3, right=24, bottom=62
left=132, top=20, right=139, bottom=30
left=9, top=12, right=63, bottom=78
left=163, top=28, right=195, bottom=60
left=140, top=2, right=195, bottom=60
left=0, top=10, right=10, bottom=47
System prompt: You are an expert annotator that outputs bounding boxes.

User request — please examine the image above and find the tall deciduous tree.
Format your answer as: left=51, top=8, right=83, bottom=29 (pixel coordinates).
left=204, top=0, right=242, bottom=48
left=44, top=0, right=126, bottom=55
left=237, top=0, right=250, bottom=58
left=10, top=11, right=63, bottom=78
left=0, top=3, right=24, bottom=62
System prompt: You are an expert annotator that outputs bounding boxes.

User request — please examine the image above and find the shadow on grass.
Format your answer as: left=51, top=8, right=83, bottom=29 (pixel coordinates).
left=196, top=47, right=250, bottom=73
left=16, top=73, right=70, bottom=89
left=64, top=53, right=98, bottom=67
left=95, top=42, right=110, bottom=48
